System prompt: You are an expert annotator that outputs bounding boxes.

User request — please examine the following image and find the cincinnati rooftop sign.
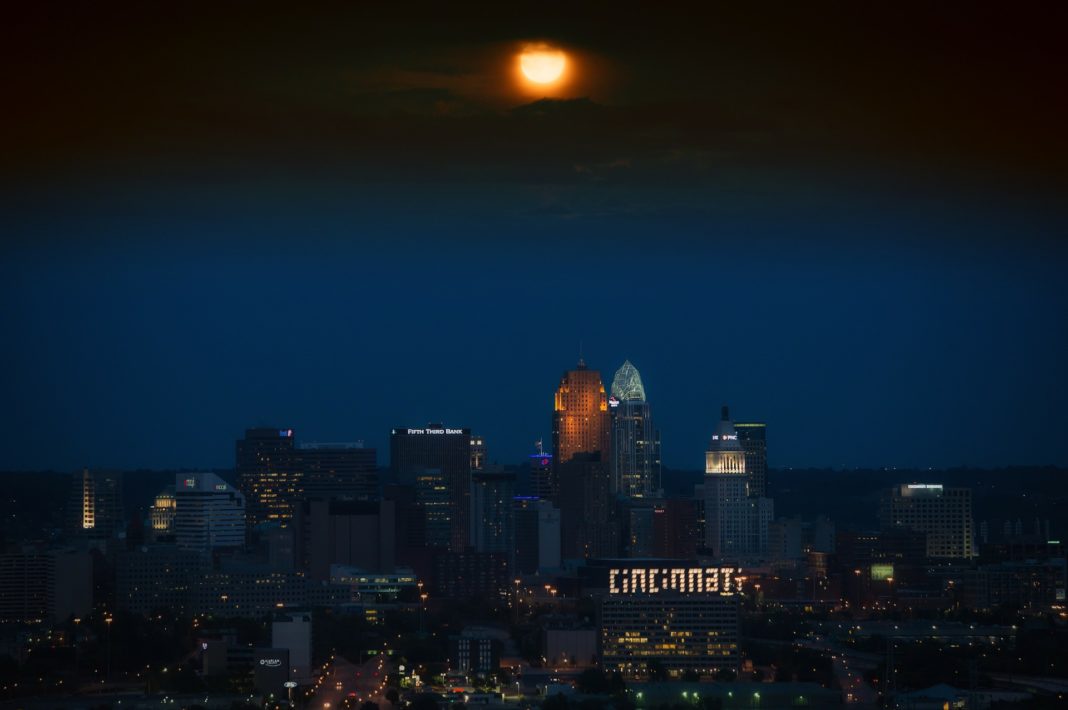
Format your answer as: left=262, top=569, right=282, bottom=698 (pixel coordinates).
left=608, top=566, right=742, bottom=595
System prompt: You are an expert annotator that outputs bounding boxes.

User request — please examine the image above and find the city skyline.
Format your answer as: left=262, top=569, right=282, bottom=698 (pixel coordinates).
left=2, top=4, right=1066, bottom=705
left=1, top=346, right=1066, bottom=472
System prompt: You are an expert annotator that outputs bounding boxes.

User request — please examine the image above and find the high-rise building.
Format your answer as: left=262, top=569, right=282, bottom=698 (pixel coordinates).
left=608, top=360, right=661, bottom=498
left=734, top=422, right=767, bottom=498
left=878, top=484, right=975, bottom=559
left=559, top=453, right=619, bottom=560
left=470, top=435, right=486, bottom=472
left=237, top=429, right=377, bottom=528
left=702, top=407, right=773, bottom=559
left=391, top=426, right=472, bottom=551
left=514, top=497, right=561, bottom=574
left=470, top=470, right=516, bottom=570
left=552, top=359, right=611, bottom=466
left=237, top=428, right=298, bottom=527
left=529, top=442, right=555, bottom=499
left=174, top=472, right=246, bottom=552
left=67, top=469, right=123, bottom=543
left=0, top=547, right=92, bottom=624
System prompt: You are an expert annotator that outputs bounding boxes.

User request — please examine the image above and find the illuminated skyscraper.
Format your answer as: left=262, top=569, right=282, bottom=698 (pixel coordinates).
left=608, top=360, right=661, bottom=497
left=67, top=469, right=123, bottom=543
left=702, top=407, right=773, bottom=559
left=734, top=422, right=767, bottom=498
left=390, top=425, right=472, bottom=551
left=552, top=359, right=610, bottom=465
left=237, top=428, right=298, bottom=527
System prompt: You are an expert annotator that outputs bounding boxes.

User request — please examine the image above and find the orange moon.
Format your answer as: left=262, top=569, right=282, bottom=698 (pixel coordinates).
left=519, top=48, right=567, bottom=84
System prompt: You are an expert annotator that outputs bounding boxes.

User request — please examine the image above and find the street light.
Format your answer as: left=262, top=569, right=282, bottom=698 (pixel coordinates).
left=105, top=615, right=114, bottom=682
left=419, top=593, right=429, bottom=636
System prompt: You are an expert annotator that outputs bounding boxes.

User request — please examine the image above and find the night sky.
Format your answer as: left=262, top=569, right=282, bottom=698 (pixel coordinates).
left=2, top=3, right=1066, bottom=471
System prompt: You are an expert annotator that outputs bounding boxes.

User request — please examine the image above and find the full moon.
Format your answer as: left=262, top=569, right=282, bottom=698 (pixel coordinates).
left=520, top=49, right=567, bottom=84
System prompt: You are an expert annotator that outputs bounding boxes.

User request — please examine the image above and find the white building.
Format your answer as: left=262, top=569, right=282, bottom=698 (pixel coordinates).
left=702, top=407, right=773, bottom=559
left=174, top=472, right=246, bottom=552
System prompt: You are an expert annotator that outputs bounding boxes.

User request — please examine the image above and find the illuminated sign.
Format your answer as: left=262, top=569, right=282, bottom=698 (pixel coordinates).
left=405, top=428, right=464, bottom=435
left=279, top=429, right=293, bottom=437
left=907, top=484, right=942, bottom=490
left=184, top=478, right=197, bottom=488
left=870, top=564, right=894, bottom=581
left=608, top=567, right=741, bottom=595
left=259, top=658, right=282, bottom=667
left=284, top=681, right=298, bottom=688
left=608, top=396, right=620, bottom=408
left=215, top=484, right=228, bottom=491
left=710, top=434, right=738, bottom=441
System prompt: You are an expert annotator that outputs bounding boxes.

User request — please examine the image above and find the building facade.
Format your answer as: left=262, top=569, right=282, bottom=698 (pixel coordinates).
left=734, top=422, right=767, bottom=498
left=609, top=360, right=661, bottom=498
left=470, top=470, right=516, bottom=569
left=552, top=359, right=611, bottom=466
left=391, top=426, right=472, bottom=551
left=174, top=472, right=246, bottom=552
left=879, top=484, right=975, bottom=559
left=600, top=563, right=742, bottom=677
left=702, top=407, right=772, bottom=559
left=67, top=469, right=123, bottom=543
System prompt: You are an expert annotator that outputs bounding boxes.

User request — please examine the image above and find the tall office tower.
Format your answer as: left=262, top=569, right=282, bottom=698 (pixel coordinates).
left=608, top=360, right=662, bottom=498
left=703, top=407, right=773, bottom=559
left=174, top=472, right=246, bottom=552
left=529, top=442, right=555, bottom=499
left=150, top=486, right=177, bottom=538
left=734, top=422, right=767, bottom=497
left=295, top=442, right=378, bottom=500
left=878, top=483, right=975, bottom=559
left=470, top=470, right=516, bottom=570
left=67, top=469, right=123, bottom=543
left=558, top=453, right=619, bottom=560
left=470, top=435, right=486, bottom=472
left=391, top=426, right=472, bottom=551
left=514, top=497, right=562, bottom=574
left=514, top=497, right=540, bottom=574
left=552, top=359, right=611, bottom=466
left=237, top=428, right=298, bottom=527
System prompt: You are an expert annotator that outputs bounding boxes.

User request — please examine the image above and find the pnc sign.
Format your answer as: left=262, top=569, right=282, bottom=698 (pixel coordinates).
left=608, top=566, right=741, bottom=596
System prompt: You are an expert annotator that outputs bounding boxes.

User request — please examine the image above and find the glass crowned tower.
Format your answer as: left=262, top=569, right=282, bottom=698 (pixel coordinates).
left=608, top=360, right=661, bottom=498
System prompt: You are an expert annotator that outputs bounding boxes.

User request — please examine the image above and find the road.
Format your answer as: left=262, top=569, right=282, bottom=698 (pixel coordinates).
left=311, top=654, right=391, bottom=710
